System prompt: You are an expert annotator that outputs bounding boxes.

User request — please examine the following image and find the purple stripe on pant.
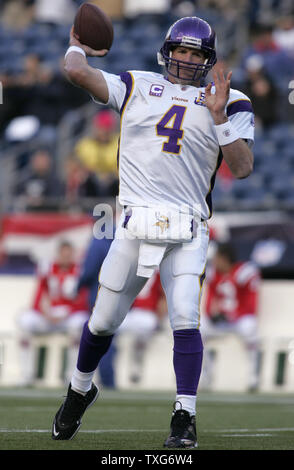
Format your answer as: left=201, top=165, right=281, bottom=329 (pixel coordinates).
left=173, top=329, right=203, bottom=395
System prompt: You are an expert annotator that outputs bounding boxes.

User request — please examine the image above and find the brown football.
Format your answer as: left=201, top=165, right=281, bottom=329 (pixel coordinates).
left=73, top=3, right=113, bottom=51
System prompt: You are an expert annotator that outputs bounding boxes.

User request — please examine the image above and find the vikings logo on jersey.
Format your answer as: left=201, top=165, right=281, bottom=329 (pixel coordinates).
left=154, top=212, right=170, bottom=234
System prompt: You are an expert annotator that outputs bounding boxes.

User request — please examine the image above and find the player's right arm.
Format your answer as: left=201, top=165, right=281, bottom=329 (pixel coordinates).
left=204, top=267, right=220, bottom=317
left=64, top=26, right=109, bottom=103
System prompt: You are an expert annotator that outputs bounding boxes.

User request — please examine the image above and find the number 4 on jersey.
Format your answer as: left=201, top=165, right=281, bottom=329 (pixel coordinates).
left=156, top=105, right=186, bottom=155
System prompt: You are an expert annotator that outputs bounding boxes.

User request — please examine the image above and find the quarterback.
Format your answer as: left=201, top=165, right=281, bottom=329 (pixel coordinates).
left=52, top=17, right=254, bottom=448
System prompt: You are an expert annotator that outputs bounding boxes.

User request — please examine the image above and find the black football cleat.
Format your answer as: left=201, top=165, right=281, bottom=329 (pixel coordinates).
left=52, top=382, right=99, bottom=440
left=164, top=407, right=198, bottom=449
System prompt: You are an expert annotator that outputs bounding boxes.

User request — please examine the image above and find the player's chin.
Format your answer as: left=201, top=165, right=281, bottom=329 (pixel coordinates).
left=178, top=75, right=197, bottom=86
left=168, top=68, right=199, bottom=86
left=178, top=68, right=199, bottom=84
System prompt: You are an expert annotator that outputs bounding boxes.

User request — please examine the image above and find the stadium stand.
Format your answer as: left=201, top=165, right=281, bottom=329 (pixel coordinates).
left=0, top=1, right=293, bottom=215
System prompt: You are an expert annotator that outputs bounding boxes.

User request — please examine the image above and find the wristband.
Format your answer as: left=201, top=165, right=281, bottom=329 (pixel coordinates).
left=65, top=46, right=86, bottom=59
left=214, top=120, right=239, bottom=146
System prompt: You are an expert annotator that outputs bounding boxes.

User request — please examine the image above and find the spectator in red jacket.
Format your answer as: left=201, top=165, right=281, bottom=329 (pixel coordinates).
left=201, top=243, right=261, bottom=392
left=18, top=240, right=89, bottom=386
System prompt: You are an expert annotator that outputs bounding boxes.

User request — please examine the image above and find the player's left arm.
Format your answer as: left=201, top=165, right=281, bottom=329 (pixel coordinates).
left=244, top=273, right=260, bottom=315
left=205, top=70, right=253, bottom=179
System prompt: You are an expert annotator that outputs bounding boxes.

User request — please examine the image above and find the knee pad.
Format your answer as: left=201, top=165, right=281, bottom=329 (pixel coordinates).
left=99, top=247, right=134, bottom=292
left=89, top=284, right=133, bottom=336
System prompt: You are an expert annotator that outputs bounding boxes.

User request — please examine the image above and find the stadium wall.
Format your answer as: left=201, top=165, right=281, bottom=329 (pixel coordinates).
left=0, top=276, right=294, bottom=392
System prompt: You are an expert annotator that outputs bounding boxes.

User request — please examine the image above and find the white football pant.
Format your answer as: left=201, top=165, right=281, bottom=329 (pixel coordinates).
left=88, top=221, right=209, bottom=335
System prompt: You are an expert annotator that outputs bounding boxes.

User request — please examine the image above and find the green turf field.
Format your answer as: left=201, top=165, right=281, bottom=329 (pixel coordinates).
left=0, top=388, right=294, bottom=450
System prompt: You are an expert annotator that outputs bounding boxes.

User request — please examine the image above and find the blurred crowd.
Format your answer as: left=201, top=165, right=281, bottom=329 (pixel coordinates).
left=0, top=0, right=294, bottom=212
left=13, top=109, right=119, bottom=211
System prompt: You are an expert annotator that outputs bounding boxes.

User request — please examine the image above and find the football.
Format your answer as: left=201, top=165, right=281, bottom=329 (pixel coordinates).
left=73, top=2, right=113, bottom=51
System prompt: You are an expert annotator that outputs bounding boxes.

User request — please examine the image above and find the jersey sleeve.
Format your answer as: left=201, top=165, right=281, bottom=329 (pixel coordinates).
left=32, top=276, right=48, bottom=312
left=91, top=70, right=127, bottom=112
left=226, top=89, right=255, bottom=145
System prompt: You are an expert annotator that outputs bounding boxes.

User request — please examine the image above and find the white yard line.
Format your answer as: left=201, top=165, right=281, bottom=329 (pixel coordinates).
left=0, top=428, right=166, bottom=433
left=1, top=426, right=294, bottom=435
left=221, top=433, right=274, bottom=437
left=205, top=427, right=294, bottom=433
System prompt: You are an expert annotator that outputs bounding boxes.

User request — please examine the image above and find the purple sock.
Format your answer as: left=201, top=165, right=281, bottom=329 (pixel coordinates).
left=76, top=322, right=113, bottom=372
left=173, top=329, right=203, bottom=395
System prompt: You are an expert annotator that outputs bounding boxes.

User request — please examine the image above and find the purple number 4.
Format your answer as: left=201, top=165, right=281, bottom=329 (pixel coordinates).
left=156, top=105, right=187, bottom=154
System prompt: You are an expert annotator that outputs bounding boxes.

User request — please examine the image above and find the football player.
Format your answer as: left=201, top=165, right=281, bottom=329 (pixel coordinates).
left=52, top=17, right=254, bottom=448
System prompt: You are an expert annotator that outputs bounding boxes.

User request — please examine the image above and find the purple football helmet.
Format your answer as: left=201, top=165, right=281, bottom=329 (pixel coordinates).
left=158, top=17, right=217, bottom=81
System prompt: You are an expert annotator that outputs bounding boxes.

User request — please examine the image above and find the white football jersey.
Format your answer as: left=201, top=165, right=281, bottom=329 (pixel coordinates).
left=92, top=70, right=254, bottom=220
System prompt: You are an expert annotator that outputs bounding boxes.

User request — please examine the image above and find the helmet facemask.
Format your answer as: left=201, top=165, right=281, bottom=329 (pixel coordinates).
left=166, top=47, right=211, bottom=83
left=158, top=17, right=217, bottom=84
